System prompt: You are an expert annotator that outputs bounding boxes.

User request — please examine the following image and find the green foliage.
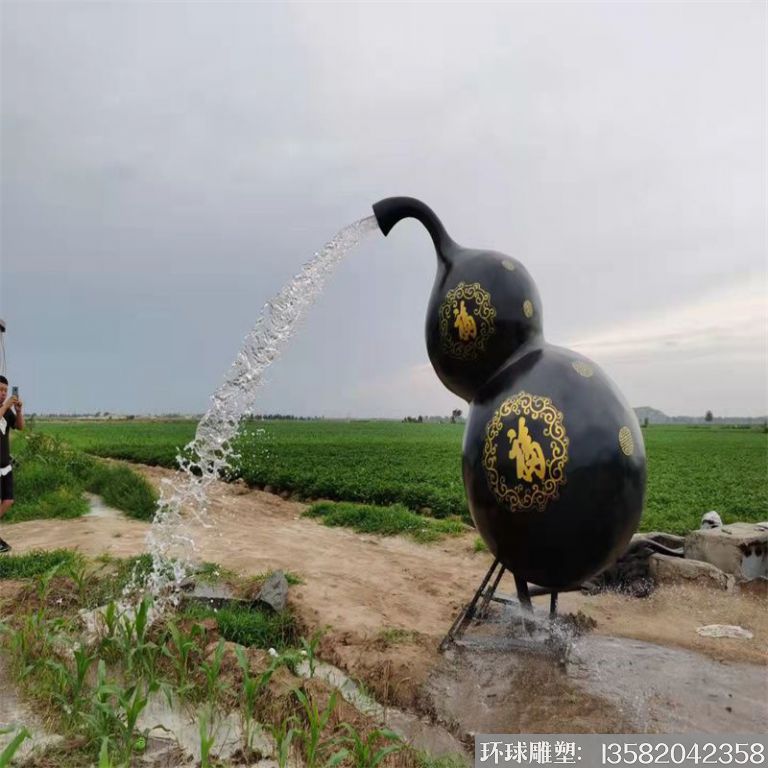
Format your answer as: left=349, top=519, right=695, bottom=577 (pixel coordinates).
left=0, top=727, right=30, bottom=767
left=641, top=426, right=768, bottom=533
left=86, top=463, right=157, bottom=521
left=293, top=688, right=347, bottom=768
left=0, top=549, right=78, bottom=580
left=376, top=628, right=419, bottom=646
left=236, top=644, right=278, bottom=751
left=306, top=501, right=466, bottom=542
left=271, top=716, right=299, bottom=768
left=337, top=724, right=404, bottom=768
left=35, top=420, right=768, bottom=534
left=33, top=420, right=193, bottom=468
left=183, top=602, right=296, bottom=649
left=5, top=431, right=156, bottom=523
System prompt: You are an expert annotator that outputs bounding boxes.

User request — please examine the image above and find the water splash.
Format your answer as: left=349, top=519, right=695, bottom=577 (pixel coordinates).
left=144, top=216, right=379, bottom=599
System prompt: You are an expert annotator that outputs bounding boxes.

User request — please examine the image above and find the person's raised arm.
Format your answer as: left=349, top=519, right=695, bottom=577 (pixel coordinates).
left=0, top=396, right=16, bottom=419
left=15, top=399, right=24, bottom=430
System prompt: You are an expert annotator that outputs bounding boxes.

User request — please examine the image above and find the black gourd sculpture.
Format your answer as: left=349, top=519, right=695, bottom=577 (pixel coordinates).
left=373, top=197, right=646, bottom=624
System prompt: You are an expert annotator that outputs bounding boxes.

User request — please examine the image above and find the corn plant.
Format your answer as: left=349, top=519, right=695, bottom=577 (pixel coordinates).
left=96, top=600, right=121, bottom=660
left=45, top=644, right=96, bottom=723
left=198, top=705, right=216, bottom=768
left=200, top=638, right=229, bottom=706
left=64, top=557, right=90, bottom=606
left=337, top=725, right=404, bottom=768
left=163, top=619, right=204, bottom=696
left=97, top=737, right=114, bottom=768
left=270, top=715, right=299, bottom=768
left=116, top=595, right=158, bottom=680
left=235, top=645, right=278, bottom=752
left=81, top=660, right=150, bottom=764
left=81, top=661, right=121, bottom=748
left=0, top=727, right=30, bottom=768
left=294, top=688, right=348, bottom=768
left=8, top=611, right=60, bottom=681
left=299, top=630, right=323, bottom=678
left=34, top=562, right=64, bottom=609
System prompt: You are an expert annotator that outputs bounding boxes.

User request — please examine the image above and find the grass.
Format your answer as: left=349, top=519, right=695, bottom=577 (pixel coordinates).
left=34, top=419, right=768, bottom=535
left=85, top=463, right=157, bottom=522
left=376, top=628, right=420, bottom=645
left=305, top=501, right=467, bottom=543
left=4, top=431, right=157, bottom=524
left=183, top=601, right=296, bottom=649
left=0, top=549, right=78, bottom=580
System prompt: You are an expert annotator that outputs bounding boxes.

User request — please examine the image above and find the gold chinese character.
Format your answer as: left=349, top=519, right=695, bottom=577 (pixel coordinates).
left=507, top=416, right=546, bottom=482
left=453, top=301, right=477, bottom=341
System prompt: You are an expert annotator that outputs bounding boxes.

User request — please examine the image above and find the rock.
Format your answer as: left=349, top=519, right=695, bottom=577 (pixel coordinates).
left=256, top=571, right=289, bottom=613
left=696, top=624, right=754, bottom=640
left=700, top=511, right=723, bottom=529
left=685, top=523, right=768, bottom=581
left=587, top=532, right=686, bottom=595
left=264, top=485, right=274, bottom=494
left=183, top=581, right=236, bottom=610
left=418, top=506, right=433, bottom=517
left=280, top=490, right=291, bottom=500
left=648, top=553, right=735, bottom=591
left=632, top=531, right=686, bottom=552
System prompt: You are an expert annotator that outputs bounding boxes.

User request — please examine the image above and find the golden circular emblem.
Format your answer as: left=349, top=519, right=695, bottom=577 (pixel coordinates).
left=571, top=360, right=594, bottom=378
left=482, top=391, right=569, bottom=513
left=438, top=282, right=497, bottom=360
left=502, top=260, right=516, bottom=271
left=523, top=299, right=534, bottom=318
left=618, top=426, right=634, bottom=456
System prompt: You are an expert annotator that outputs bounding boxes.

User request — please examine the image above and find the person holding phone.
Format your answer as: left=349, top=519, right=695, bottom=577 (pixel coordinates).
left=0, top=375, right=24, bottom=553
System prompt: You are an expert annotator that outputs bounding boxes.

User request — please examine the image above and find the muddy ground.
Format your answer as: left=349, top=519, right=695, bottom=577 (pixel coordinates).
left=1, top=463, right=766, bottom=740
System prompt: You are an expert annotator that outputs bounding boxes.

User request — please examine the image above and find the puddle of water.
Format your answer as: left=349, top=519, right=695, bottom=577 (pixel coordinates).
left=84, top=491, right=124, bottom=519
left=138, top=690, right=260, bottom=764
left=573, top=634, right=768, bottom=733
left=428, top=601, right=768, bottom=736
left=296, top=659, right=468, bottom=759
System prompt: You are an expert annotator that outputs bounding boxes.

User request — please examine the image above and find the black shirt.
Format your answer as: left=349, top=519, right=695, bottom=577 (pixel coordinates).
left=0, top=408, right=16, bottom=467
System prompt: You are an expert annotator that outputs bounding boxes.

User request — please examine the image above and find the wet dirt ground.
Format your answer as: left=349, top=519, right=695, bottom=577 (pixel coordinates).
left=0, top=463, right=765, bottom=739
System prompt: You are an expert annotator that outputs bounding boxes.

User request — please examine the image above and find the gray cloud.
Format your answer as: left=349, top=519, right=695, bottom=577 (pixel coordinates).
left=1, top=1, right=765, bottom=416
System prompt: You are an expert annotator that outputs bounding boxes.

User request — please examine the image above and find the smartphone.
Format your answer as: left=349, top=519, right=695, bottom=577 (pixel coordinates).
left=11, top=386, right=18, bottom=399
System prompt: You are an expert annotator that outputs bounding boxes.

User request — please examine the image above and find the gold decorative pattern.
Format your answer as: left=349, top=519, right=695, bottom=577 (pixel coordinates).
left=619, top=426, right=634, bottom=456
left=438, top=282, right=497, bottom=360
left=502, top=260, right=516, bottom=271
left=482, top=391, right=569, bottom=513
left=523, top=300, right=534, bottom=319
left=571, top=360, right=594, bottom=378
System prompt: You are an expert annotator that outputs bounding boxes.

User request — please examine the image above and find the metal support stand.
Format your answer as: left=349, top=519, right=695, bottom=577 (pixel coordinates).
left=440, top=558, right=503, bottom=650
left=440, top=559, right=573, bottom=650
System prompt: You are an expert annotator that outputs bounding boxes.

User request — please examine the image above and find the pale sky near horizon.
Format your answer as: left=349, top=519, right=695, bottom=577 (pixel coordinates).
left=1, top=2, right=766, bottom=418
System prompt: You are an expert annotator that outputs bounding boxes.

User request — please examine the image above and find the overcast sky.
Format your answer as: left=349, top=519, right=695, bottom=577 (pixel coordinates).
left=1, top=1, right=765, bottom=417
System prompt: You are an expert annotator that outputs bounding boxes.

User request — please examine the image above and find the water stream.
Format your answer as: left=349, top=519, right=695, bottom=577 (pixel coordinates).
left=144, top=216, right=379, bottom=598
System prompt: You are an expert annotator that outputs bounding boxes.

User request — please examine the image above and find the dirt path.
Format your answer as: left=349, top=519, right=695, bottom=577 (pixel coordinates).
left=2, top=463, right=766, bottom=734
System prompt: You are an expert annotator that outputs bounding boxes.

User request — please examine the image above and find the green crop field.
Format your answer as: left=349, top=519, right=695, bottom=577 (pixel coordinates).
left=33, top=418, right=768, bottom=534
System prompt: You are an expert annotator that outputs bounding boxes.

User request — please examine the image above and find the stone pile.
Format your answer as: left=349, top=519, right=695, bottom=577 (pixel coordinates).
left=588, top=514, right=768, bottom=596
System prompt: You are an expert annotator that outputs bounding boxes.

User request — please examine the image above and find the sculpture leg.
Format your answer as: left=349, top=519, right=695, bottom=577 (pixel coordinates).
left=440, top=558, right=502, bottom=649
left=549, top=591, right=558, bottom=619
left=513, top=573, right=533, bottom=612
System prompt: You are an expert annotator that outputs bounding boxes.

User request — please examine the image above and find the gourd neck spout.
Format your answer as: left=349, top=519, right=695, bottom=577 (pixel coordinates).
left=372, top=196, right=455, bottom=263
